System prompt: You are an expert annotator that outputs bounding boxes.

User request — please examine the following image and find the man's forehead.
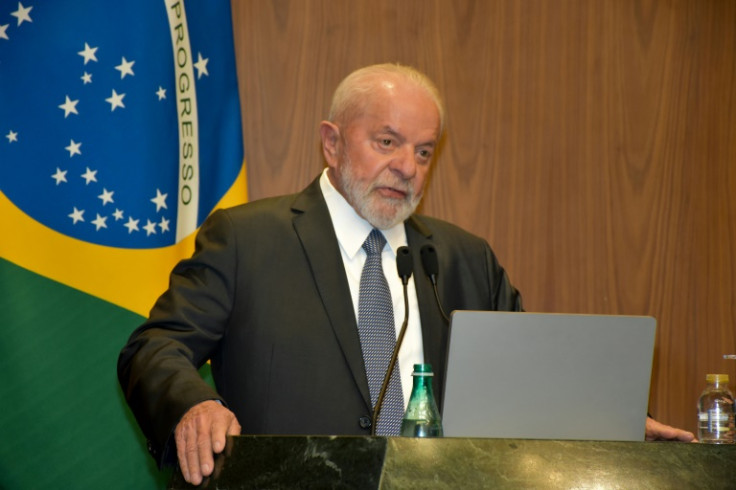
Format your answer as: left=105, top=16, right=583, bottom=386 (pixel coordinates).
left=355, top=83, right=438, bottom=127
left=368, top=103, right=438, bottom=138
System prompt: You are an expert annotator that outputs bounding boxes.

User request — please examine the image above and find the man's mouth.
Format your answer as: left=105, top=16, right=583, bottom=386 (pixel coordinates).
left=375, top=186, right=408, bottom=200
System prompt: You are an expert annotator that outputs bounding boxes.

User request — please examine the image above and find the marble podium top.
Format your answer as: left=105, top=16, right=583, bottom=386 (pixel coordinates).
left=168, top=435, right=735, bottom=489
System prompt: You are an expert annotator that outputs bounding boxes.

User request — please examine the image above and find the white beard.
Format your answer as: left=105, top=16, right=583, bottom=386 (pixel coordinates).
left=336, top=152, right=423, bottom=230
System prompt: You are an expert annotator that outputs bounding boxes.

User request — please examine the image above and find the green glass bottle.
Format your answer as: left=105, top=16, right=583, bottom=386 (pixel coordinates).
left=400, top=363, right=443, bottom=437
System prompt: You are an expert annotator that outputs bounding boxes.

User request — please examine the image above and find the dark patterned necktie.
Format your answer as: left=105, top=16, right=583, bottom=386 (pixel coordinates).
left=357, top=228, right=404, bottom=435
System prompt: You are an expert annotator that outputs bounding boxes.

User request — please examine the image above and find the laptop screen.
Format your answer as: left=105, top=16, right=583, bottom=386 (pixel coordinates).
left=441, top=311, right=656, bottom=441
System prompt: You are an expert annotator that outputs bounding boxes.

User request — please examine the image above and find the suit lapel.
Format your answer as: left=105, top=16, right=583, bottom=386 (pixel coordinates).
left=291, top=178, right=372, bottom=409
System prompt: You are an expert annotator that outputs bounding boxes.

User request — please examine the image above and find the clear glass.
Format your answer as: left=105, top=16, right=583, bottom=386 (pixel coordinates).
left=400, top=363, right=443, bottom=437
left=697, top=374, right=735, bottom=444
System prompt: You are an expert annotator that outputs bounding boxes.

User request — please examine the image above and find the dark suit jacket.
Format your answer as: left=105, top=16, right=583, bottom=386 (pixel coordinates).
left=117, top=176, right=522, bottom=466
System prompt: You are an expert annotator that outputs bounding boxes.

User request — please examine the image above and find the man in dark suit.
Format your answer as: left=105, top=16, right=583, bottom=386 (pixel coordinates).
left=118, top=63, right=693, bottom=486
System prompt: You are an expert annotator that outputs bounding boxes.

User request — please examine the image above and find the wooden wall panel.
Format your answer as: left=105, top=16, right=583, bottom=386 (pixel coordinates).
left=231, top=0, right=736, bottom=434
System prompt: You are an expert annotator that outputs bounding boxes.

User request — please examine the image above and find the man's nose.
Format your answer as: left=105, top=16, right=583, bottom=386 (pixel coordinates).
left=390, top=145, right=417, bottom=179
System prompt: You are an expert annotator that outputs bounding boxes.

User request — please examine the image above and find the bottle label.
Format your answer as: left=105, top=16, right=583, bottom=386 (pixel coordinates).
left=698, top=411, right=731, bottom=424
left=698, top=407, right=735, bottom=442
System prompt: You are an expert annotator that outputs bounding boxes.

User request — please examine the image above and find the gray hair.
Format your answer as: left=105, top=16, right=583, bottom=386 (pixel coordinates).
left=328, top=63, right=446, bottom=134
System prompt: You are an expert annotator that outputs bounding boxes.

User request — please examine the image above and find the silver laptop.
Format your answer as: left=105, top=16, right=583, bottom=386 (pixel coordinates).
left=442, top=311, right=656, bottom=441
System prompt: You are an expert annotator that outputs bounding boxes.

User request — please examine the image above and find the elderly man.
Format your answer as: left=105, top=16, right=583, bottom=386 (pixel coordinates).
left=118, top=63, right=693, bottom=486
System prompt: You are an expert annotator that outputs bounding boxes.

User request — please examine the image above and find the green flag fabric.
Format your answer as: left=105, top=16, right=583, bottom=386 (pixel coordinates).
left=0, top=1, right=246, bottom=488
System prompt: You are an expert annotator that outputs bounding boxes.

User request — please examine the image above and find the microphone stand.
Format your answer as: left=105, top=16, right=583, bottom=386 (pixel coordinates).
left=420, top=244, right=450, bottom=323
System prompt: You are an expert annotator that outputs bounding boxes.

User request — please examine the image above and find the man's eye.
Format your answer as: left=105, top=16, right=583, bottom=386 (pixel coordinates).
left=418, top=149, right=432, bottom=160
left=380, top=138, right=393, bottom=147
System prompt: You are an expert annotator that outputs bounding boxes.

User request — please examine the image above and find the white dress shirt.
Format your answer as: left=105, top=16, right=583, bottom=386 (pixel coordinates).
left=319, top=169, right=424, bottom=407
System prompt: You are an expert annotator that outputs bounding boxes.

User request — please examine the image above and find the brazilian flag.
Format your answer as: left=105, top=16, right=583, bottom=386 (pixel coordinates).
left=0, top=1, right=246, bottom=488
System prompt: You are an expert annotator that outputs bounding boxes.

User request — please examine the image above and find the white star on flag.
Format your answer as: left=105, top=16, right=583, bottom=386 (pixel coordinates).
left=105, top=89, right=125, bottom=111
left=11, top=2, right=33, bottom=26
left=78, top=42, right=98, bottom=64
left=144, top=219, right=157, bottom=235
left=156, top=86, right=167, bottom=100
left=159, top=217, right=170, bottom=233
left=150, top=188, right=168, bottom=211
left=194, top=52, right=209, bottom=79
left=98, top=188, right=115, bottom=205
left=65, top=139, right=82, bottom=157
left=51, top=168, right=68, bottom=185
left=0, top=23, right=9, bottom=40
left=59, top=95, right=79, bottom=117
left=113, top=209, right=124, bottom=220
left=92, top=213, right=108, bottom=231
left=124, top=217, right=140, bottom=233
left=6, top=130, right=18, bottom=143
left=81, top=72, right=92, bottom=84
left=115, top=57, right=135, bottom=79
left=68, top=207, right=85, bottom=224
left=81, top=167, right=97, bottom=184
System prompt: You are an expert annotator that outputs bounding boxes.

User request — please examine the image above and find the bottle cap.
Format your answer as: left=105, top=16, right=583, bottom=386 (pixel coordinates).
left=706, top=374, right=729, bottom=383
left=412, top=363, right=434, bottom=376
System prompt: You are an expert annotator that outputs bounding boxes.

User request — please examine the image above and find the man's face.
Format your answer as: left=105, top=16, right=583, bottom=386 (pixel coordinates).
left=325, top=80, right=440, bottom=229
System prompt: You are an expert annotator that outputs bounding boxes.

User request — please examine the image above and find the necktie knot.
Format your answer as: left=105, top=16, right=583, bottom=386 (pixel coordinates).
left=363, top=229, right=387, bottom=256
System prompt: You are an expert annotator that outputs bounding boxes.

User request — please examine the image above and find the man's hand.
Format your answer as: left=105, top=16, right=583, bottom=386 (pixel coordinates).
left=175, top=400, right=241, bottom=485
left=645, top=416, right=697, bottom=442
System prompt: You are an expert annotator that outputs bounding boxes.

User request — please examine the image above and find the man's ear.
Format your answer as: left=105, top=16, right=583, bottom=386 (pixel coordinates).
left=319, top=121, right=340, bottom=168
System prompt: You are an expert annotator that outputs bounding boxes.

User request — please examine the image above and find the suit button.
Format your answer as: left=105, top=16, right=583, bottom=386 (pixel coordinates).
left=359, top=416, right=372, bottom=430
left=147, top=440, right=158, bottom=457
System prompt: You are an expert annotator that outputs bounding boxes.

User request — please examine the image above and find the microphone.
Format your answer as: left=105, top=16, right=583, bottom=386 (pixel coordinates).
left=396, top=245, right=413, bottom=285
left=420, top=244, right=450, bottom=324
left=371, top=246, right=413, bottom=435
left=420, top=244, right=440, bottom=285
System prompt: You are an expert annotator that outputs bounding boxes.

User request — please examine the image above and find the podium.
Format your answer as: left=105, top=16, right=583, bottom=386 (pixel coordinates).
left=168, top=436, right=735, bottom=489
